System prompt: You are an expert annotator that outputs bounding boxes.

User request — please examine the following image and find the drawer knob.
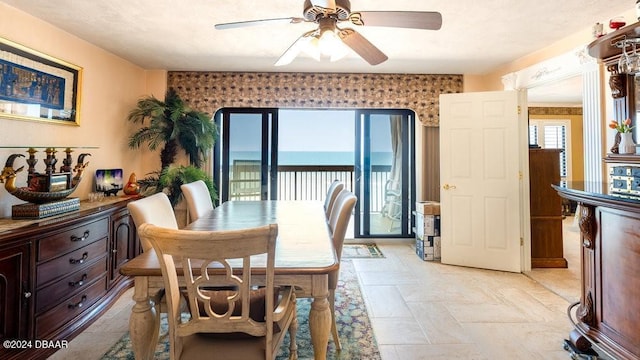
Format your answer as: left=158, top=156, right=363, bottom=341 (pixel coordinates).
left=69, top=274, right=88, bottom=287
left=24, top=291, right=32, bottom=299
left=68, top=295, right=87, bottom=309
left=69, top=252, right=88, bottom=265
left=71, top=230, right=90, bottom=242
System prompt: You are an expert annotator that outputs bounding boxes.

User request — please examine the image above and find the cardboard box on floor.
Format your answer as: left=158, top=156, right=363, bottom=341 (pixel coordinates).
left=415, top=201, right=441, bottom=261
left=416, top=201, right=440, bottom=215
left=416, top=236, right=441, bottom=261
left=415, top=213, right=440, bottom=239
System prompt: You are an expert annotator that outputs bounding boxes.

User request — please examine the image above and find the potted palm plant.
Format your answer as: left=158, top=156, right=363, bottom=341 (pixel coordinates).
left=158, top=165, right=217, bottom=207
left=127, top=88, right=218, bottom=205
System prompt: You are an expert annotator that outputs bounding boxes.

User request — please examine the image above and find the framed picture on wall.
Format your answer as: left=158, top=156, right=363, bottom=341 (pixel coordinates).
left=0, top=36, right=82, bottom=125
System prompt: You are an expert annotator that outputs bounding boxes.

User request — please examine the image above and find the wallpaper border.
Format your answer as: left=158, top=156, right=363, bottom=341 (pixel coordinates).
left=167, top=72, right=464, bottom=127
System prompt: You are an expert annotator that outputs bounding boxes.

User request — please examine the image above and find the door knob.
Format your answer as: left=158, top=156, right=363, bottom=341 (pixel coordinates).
left=443, top=184, right=457, bottom=190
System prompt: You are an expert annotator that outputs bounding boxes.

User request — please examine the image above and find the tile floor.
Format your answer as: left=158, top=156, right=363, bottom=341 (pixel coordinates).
left=49, top=221, right=582, bottom=360
left=524, top=215, right=581, bottom=304
left=358, top=238, right=576, bottom=360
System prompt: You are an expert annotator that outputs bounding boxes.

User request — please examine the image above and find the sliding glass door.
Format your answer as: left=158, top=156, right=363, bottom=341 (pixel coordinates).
left=354, top=110, right=415, bottom=237
left=214, top=108, right=277, bottom=203
left=214, top=107, right=415, bottom=238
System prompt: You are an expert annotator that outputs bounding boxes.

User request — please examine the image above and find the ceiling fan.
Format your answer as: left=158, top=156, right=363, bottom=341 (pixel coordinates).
left=214, top=0, right=442, bottom=66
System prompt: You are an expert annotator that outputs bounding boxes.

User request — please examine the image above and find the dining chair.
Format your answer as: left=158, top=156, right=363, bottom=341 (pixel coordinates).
left=127, top=192, right=178, bottom=252
left=138, top=223, right=298, bottom=360
left=327, top=189, right=357, bottom=350
left=180, top=180, right=214, bottom=224
left=324, top=180, right=345, bottom=219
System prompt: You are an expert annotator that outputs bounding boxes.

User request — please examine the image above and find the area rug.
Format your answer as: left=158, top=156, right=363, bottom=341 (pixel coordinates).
left=101, top=260, right=380, bottom=360
left=342, top=243, right=384, bottom=258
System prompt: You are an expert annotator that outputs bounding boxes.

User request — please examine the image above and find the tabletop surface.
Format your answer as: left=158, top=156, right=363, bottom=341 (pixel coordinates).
left=120, top=200, right=338, bottom=276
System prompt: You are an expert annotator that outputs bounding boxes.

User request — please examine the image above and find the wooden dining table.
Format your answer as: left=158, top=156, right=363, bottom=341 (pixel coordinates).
left=119, top=200, right=339, bottom=360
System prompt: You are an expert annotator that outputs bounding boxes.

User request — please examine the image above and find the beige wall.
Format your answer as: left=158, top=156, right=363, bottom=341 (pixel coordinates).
left=462, top=74, right=491, bottom=93
left=0, top=3, right=151, bottom=217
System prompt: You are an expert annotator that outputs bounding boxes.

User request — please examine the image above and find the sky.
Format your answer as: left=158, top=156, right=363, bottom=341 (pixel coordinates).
left=228, top=109, right=393, bottom=153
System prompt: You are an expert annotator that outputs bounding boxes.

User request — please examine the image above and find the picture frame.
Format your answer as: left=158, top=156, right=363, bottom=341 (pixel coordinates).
left=0, top=36, right=82, bottom=125
left=95, top=169, right=124, bottom=196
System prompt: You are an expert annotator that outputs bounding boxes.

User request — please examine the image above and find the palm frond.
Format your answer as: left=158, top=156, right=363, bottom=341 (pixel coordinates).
left=127, top=98, right=165, bottom=123
left=135, top=171, right=162, bottom=196
left=128, top=127, right=164, bottom=150
left=127, top=87, right=219, bottom=185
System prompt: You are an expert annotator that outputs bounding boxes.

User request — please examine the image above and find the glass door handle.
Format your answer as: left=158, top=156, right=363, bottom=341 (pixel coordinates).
left=442, top=184, right=457, bottom=190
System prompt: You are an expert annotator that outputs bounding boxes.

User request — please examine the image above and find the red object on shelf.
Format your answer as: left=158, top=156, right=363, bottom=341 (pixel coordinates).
left=609, top=20, right=626, bottom=30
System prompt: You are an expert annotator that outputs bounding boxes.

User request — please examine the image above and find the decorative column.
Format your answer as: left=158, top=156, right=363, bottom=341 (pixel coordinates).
left=581, top=56, right=604, bottom=183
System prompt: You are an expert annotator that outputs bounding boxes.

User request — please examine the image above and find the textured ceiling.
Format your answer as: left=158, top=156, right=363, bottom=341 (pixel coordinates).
left=1, top=0, right=632, bottom=103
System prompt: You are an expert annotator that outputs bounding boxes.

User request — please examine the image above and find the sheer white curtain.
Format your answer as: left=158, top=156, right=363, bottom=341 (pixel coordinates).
left=389, top=115, right=402, bottom=190
left=383, top=115, right=402, bottom=219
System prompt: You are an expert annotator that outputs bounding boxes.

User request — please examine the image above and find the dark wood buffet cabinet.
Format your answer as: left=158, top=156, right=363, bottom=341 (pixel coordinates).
left=0, top=198, right=139, bottom=360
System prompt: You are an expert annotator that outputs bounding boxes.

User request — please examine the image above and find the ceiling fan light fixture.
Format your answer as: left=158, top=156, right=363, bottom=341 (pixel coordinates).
left=275, top=32, right=318, bottom=66
left=318, top=29, right=347, bottom=56
left=297, top=17, right=350, bottom=62
left=302, top=36, right=322, bottom=61
left=300, top=30, right=350, bottom=62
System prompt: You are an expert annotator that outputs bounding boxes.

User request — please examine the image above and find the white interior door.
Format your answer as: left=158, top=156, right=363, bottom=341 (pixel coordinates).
left=439, top=90, right=528, bottom=273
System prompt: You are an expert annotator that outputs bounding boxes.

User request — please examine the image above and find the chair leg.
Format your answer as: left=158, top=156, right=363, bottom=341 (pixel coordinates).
left=329, top=289, right=341, bottom=351
left=288, top=295, right=298, bottom=360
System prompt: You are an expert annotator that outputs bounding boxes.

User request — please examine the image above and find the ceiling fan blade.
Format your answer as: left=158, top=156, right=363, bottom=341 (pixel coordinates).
left=275, top=31, right=318, bottom=66
left=215, top=17, right=305, bottom=30
left=310, top=0, right=336, bottom=11
left=350, top=11, right=442, bottom=30
left=338, top=28, right=388, bottom=65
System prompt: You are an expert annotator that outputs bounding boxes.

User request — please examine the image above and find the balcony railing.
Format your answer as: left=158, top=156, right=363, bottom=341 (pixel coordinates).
left=277, top=165, right=391, bottom=212
left=276, top=165, right=353, bottom=201
left=229, top=165, right=393, bottom=212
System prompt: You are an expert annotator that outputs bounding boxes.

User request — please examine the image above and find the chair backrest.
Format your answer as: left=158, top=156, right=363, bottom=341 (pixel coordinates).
left=138, top=223, right=279, bottom=358
left=328, top=189, right=357, bottom=261
left=180, top=180, right=214, bottom=223
left=127, top=192, right=178, bottom=251
left=324, top=180, right=345, bottom=218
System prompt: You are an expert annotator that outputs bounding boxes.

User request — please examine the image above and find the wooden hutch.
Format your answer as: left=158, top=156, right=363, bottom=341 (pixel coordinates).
left=529, top=148, right=566, bottom=268
left=556, top=21, right=640, bottom=360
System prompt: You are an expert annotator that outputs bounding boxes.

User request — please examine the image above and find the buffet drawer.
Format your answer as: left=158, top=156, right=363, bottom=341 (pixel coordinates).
left=37, top=237, right=108, bottom=287
left=37, top=217, right=108, bottom=262
left=35, top=255, right=108, bottom=314
left=34, top=276, right=107, bottom=338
